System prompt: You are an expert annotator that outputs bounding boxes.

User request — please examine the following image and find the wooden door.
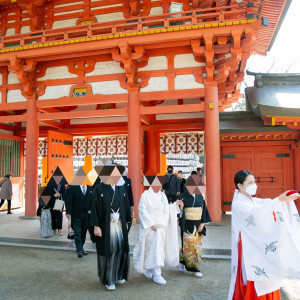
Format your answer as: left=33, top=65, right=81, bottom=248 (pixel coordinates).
left=255, top=146, right=292, bottom=199
left=222, top=144, right=293, bottom=212
left=222, top=146, right=255, bottom=211
left=0, top=135, right=24, bottom=210
left=47, top=131, right=74, bottom=185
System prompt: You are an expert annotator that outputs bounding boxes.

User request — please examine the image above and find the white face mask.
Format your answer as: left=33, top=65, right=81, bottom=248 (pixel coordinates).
left=244, top=183, right=257, bottom=196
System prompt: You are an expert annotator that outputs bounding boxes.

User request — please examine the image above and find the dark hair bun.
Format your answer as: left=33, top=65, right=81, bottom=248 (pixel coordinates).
left=234, top=170, right=252, bottom=189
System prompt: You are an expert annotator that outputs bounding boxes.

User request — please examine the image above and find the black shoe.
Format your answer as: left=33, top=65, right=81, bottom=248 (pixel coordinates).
left=77, top=252, right=83, bottom=258
left=83, top=251, right=88, bottom=256
left=7, top=211, right=13, bottom=215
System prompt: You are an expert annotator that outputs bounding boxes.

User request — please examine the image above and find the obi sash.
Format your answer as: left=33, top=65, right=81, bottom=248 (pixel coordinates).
left=185, top=207, right=202, bottom=221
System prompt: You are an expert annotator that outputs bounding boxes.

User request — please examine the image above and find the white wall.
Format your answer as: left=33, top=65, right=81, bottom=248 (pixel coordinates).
left=86, top=61, right=125, bottom=76
left=175, top=74, right=204, bottom=90
left=0, top=130, right=13, bottom=135
left=95, top=12, right=124, bottom=23
left=38, top=84, right=73, bottom=100
left=157, top=112, right=204, bottom=120
left=8, top=72, right=19, bottom=84
left=20, top=26, right=31, bottom=34
left=52, top=19, right=78, bottom=29
left=89, top=81, right=128, bottom=94
left=37, top=66, right=77, bottom=81
left=71, top=116, right=128, bottom=124
left=140, top=77, right=168, bottom=92
left=5, top=28, right=15, bottom=36
left=139, top=56, right=168, bottom=71
left=7, top=90, right=27, bottom=103
left=174, top=54, right=205, bottom=68
left=150, top=7, right=163, bottom=16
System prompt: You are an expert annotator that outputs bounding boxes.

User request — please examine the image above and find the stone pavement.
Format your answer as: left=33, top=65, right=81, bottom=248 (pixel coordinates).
left=0, top=246, right=299, bottom=300
left=0, top=208, right=231, bottom=259
left=0, top=209, right=299, bottom=300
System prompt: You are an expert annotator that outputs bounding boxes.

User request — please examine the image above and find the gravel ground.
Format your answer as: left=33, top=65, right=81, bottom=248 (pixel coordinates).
left=0, top=246, right=299, bottom=300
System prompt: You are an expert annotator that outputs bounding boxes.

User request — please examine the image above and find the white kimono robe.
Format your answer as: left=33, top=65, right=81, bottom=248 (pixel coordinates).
left=133, top=189, right=179, bottom=273
left=228, top=190, right=300, bottom=299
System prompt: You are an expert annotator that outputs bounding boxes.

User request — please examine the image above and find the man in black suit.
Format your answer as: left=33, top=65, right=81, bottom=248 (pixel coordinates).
left=66, top=184, right=93, bottom=258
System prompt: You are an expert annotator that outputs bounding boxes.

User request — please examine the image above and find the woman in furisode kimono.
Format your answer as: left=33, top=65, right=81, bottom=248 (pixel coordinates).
left=177, top=174, right=211, bottom=278
left=228, top=170, right=300, bottom=300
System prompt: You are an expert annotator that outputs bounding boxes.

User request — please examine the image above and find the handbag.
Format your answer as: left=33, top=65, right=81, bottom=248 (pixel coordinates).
left=162, top=175, right=173, bottom=190
left=53, top=197, right=64, bottom=212
left=67, top=217, right=74, bottom=240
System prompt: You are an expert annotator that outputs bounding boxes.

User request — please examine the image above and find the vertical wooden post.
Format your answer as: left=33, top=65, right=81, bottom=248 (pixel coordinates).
left=145, top=131, right=160, bottom=174
left=25, top=97, right=39, bottom=217
left=155, top=132, right=161, bottom=173
left=127, top=88, right=142, bottom=218
left=204, top=83, right=222, bottom=222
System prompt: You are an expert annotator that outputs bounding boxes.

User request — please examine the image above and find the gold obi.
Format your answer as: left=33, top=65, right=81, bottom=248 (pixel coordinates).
left=185, top=207, right=202, bottom=221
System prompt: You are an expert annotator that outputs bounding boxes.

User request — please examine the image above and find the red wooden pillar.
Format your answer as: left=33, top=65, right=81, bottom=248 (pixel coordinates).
left=145, top=131, right=160, bottom=174
left=25, top=97, right=39, bottom=217
left=204, top=83, right=222, bottom=222
left=155, top=131, right=161, bottom=172
left=127, top=88, right=142, bottom=218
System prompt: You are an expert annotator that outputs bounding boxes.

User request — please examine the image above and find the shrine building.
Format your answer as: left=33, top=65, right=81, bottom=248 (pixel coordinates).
left=0, top=0, right=299, bottom=221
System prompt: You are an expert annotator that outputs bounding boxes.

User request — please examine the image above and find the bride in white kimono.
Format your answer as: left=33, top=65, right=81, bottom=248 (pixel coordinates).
left=228, top=170, right=300, bottom=300
left=133, top=175, right=183, bottom=285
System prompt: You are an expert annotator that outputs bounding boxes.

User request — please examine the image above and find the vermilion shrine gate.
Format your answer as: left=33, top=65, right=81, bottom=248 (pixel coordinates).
left=0, top=0, right=299, bottom=220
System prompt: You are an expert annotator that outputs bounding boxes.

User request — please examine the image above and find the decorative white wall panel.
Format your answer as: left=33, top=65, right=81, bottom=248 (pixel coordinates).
left=52, top=19, right=77, bottom=29
left=150, top=7, right=163, bottom=15
left=37, top=66, right=77, bottom=81
left=139, top=56, right=168, bottom=71
left=70, top=116, right=128, bottom=125
left=90, top=81, right=128, bottom=94
left=86, top=61, right=125, bottom=76
left=95, top=12, right=124, bottom=22
left=38, top=84, right=73, bottom=100
left=7, top=90, right=27, bottom=103
left=8, top=72, right=19, bottom=84
left=20, top=26, right=30, bottom=34
left=175, top=74, right=204, bottom=90
left=160, top=133, right=204, bottom=154
left=140, top=77, right=168, bottom=92
left=6, top=28, right=15, bottom=36
left=156, top=112, right=204, bottom=120
left=174, top=54, right=205, bottom=68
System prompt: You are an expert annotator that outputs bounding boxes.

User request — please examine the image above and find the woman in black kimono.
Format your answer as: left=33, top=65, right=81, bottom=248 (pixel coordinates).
left=89, top=168, right=132, bottom=291
left=177, top=175, right=211, bottom=278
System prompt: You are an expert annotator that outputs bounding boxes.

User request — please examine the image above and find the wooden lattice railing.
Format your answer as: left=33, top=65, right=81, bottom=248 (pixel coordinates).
left=0, top=5, right=258, bottom=53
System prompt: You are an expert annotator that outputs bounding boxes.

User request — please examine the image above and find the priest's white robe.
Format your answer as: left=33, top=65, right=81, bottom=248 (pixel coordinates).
left=228, top=190, right=300, bottom=299
left=133, top=189, right=179, bottom=273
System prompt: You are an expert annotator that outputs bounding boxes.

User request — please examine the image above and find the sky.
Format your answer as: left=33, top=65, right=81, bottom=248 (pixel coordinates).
left=230, top=0, right=300, bottom=110
left=246, top=0, right=300, bottom=79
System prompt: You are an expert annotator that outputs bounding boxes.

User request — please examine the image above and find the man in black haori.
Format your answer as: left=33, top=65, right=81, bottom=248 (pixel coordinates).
left=89, top=165, right=132, bottom=291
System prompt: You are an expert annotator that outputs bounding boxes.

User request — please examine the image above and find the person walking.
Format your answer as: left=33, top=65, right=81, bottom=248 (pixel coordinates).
left=0, top=172, right=13, bottom=214
left=65, top=184, right=93, bottom=258
left=89, top=166, right=132, bottom=291
left=163, top=166, right=180, bottom=204
left=177, top=170, right=186, bottom=194
left=133, top=175, right=182, bottom=286
left=177, top=175, right=211, bottom=278
left=37, top=182, right=66, bottom=236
